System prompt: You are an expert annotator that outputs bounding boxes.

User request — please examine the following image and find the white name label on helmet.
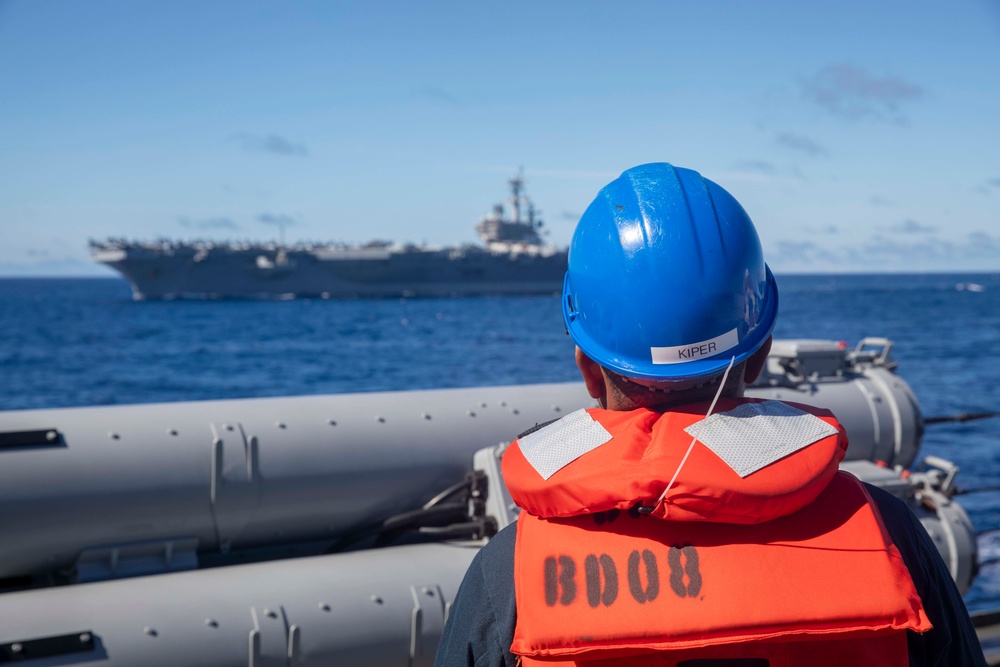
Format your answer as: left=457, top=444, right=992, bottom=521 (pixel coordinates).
left=650, top=328, right=739, bottom=364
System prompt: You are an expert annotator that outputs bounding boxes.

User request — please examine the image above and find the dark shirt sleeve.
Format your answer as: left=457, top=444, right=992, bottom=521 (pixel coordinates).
left=866, top=484, right=987, bottom=666
left=434, top=524, right=518, bottom=667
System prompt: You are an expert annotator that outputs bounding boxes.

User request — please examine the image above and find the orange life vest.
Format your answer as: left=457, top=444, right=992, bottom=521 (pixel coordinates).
left=502, top=399, right=930, bottom=666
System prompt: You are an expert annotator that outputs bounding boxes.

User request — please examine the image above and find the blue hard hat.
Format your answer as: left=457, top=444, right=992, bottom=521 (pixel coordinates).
left=563, top=163, right=778, bottom=382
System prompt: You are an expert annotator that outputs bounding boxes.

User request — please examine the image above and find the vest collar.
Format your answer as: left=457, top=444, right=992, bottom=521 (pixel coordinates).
left=502, top=398, right=847, bottom=525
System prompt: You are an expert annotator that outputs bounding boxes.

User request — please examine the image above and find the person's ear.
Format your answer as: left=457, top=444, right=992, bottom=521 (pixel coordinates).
left=744, top=336, right=773, bottom=384
left=575, top=347, right=607, bottom=403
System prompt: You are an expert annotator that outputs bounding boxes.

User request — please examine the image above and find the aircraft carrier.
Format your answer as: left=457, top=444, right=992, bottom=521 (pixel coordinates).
left=90, top=173, right=566, bottom=300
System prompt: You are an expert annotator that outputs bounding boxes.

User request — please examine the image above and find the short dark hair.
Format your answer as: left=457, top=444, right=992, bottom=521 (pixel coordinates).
left=604, top=362, right=747, bottom=409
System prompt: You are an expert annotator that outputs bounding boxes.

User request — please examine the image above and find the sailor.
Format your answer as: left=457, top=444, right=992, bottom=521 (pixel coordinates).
left=435, top=163, right=985, bottom=666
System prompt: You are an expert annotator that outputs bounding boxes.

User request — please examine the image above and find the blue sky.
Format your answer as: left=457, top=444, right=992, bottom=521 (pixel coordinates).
left=1, top=0, right=998, bottom=275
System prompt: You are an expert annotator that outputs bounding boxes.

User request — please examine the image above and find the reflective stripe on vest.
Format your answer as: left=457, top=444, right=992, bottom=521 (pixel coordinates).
left=511, top=472, right=930, bottom=666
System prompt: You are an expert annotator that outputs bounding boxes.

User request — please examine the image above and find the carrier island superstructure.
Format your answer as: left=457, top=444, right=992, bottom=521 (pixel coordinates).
left=90, top=173, right=566, bottom=300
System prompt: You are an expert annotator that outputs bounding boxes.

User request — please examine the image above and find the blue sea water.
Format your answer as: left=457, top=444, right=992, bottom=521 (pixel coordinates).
left=2, top=273, right=1000, bottom=608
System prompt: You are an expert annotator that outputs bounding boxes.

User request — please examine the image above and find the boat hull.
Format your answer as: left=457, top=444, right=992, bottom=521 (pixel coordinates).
left=93, top=246, right=568, bottom=300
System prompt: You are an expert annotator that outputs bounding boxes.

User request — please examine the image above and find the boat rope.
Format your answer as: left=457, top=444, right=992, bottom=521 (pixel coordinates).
left=924, top=412, right=998, bottom=425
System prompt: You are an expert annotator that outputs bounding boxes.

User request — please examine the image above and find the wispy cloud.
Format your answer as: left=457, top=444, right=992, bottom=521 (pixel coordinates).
left=414, top=86, right=463, bottom=108
left=861, top=234, right=949, bottom=262
left=560, top=210, right=581, bottom=221
left=232, top=133, right=309, bottom=156
left=716, top=161, right=806, bottom=187
left=772, top=240, right=845, bottom=266
left=473, top=164, right=620, bottom=182
left=770, top=229, right=998, bottom=271
left=733, top=160, right=777, bottom=175
left=802, top=225, right=839, bottom=235
left=257, top=213, right=297, bottom=227
left=523, top=167, right=620, bottom=180
left=801, top=64, right=923, bottom=124
left=965, top=230, right=1000, bottom=257
left=775, top=133, right=829, bottom=158
left=179, top=216, right=240, bottom=231
left=974, top=177, right=1000, bottom=194
left=713, top=169, right=802, bottom=186
left=869, top=195, right=891, bottom=207
left=0, top=256, right=97, bottom=277
left=888, top=218, right=936, bottom=234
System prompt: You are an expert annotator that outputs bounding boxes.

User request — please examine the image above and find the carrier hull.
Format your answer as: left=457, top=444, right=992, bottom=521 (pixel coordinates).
left=93, top=245, right=567, bottom=300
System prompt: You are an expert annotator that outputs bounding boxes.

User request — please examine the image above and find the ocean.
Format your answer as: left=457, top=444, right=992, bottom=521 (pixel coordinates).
left=2, top=273, right=999, bottom=609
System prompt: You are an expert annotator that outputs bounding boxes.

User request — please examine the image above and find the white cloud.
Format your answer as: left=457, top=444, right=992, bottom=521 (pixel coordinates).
left=801, top=64, right=923, bottom=124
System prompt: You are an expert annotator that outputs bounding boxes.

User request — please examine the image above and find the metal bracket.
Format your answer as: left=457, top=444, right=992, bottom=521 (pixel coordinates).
left=75, top=537, right=199, bottom=583
left=408, top=585, right=445, bottom=667
left=852, top=337, right=897, bottom=369
left=473, top=444, right=520, bottom=531
left=0, top=428, right=62, bottom=449
left=918, top=455, right=960, bottom=497
left=0, top=631, right=94, bottom=662
left=249, top=605, right=289, bottom=667
left=210, top=422, right=262, bottom=551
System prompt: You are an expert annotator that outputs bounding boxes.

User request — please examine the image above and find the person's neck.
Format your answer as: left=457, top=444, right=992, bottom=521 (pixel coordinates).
left=603, top=384, right=746, bottom=412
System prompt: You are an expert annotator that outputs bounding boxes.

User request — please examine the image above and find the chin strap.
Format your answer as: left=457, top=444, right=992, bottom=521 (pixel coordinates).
left=648, top=356, right=736, bottom=514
